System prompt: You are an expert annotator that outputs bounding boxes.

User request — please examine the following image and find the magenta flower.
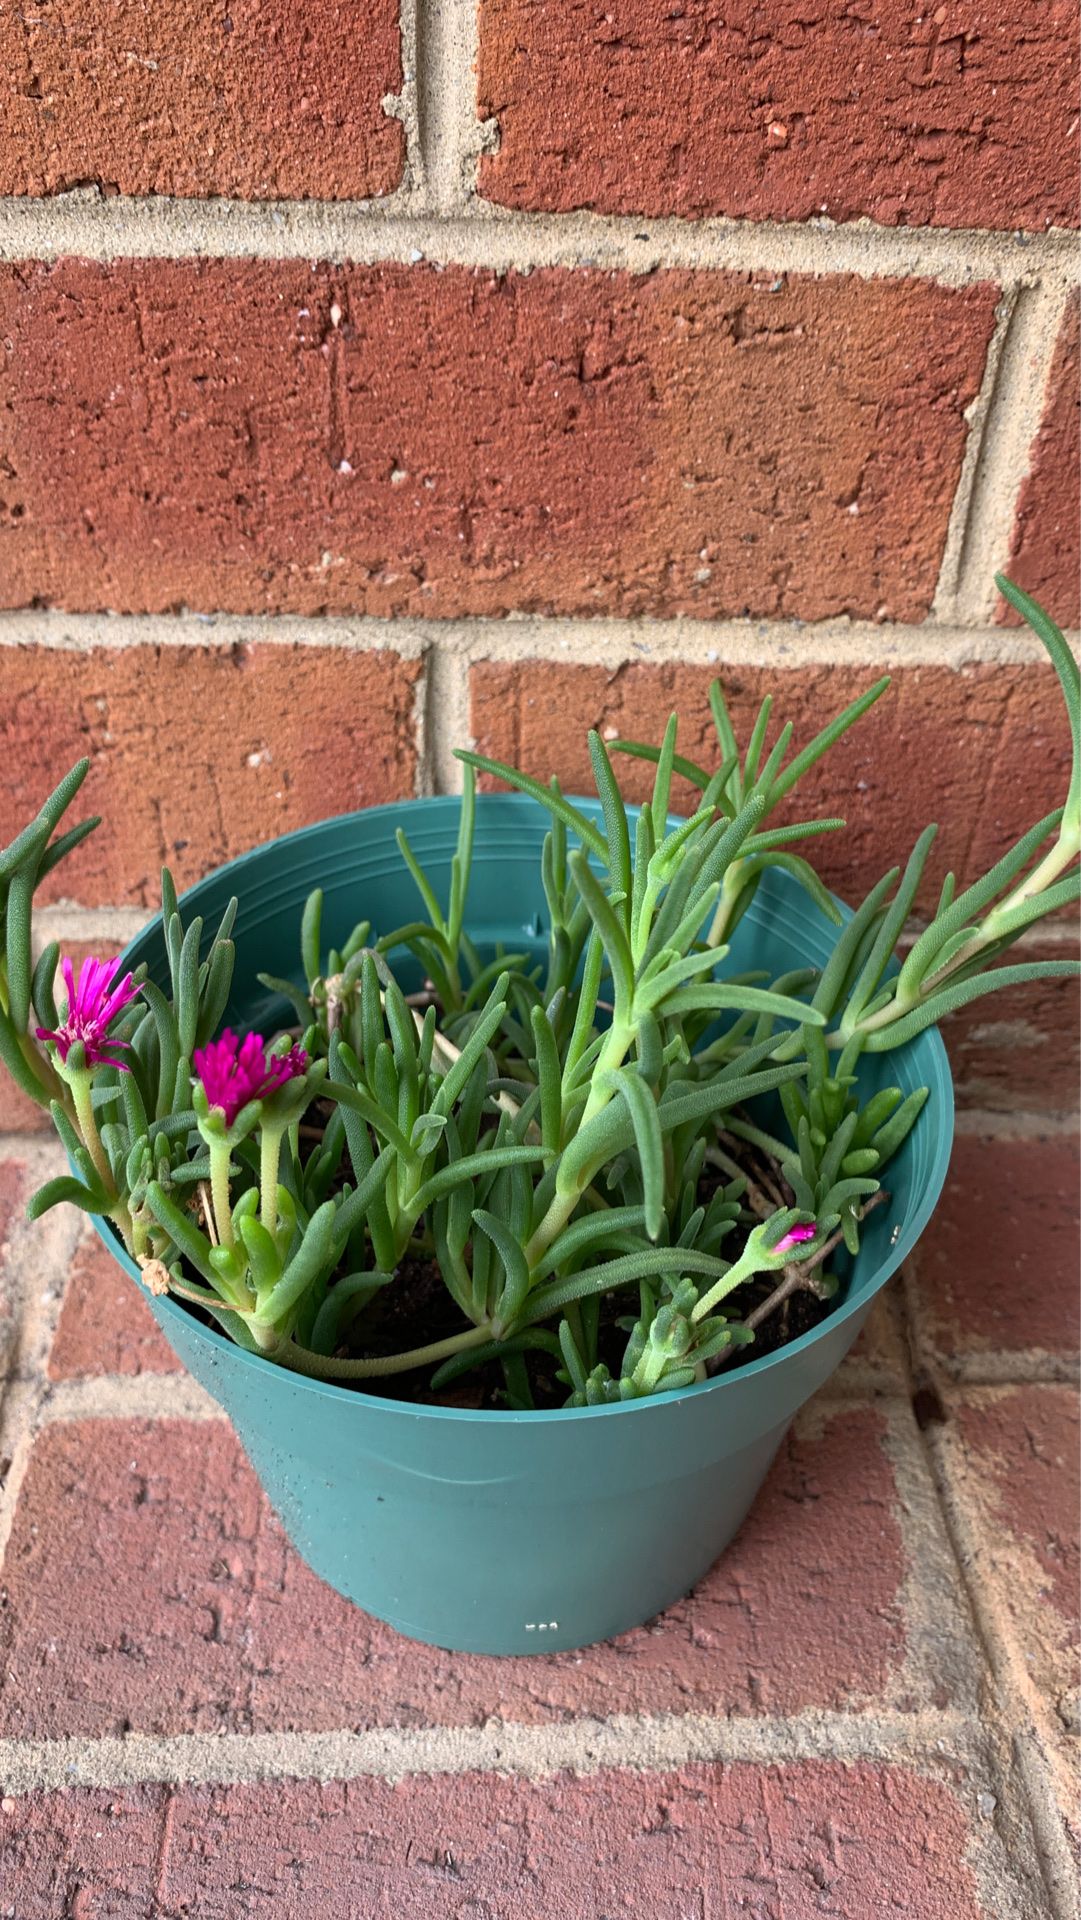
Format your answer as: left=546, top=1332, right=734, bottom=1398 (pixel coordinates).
left=35, top=955, right=141, bottom=1071
left=194, top=1029, right=308, bottom=1126
left=772, top=1223, right=817, bottom=1256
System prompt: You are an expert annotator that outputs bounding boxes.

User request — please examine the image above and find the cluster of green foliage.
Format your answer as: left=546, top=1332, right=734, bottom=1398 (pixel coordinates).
left=4, top=579, right=1078, bottom=1407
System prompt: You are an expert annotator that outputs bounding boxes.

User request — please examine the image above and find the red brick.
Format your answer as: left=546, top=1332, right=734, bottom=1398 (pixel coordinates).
left=844, top=1289, right=908, bottom=1383
left=944, top=933, right=1081, bottom=1113
left=1, top=1786, right=166, bottom=1920
left=0, top=0, right=403, bottom=200
left=470, top=657, right=1073, bottom=906
left=48, top=1227, right=180, bottom=1381
left=0, top=259, right=996, bottom=622
left=0, top=1761, right=989, bottom=1919
left=0, top=1069, right=52, bottom=1132
left=908, top=1136, right=1080, bottom=1366
left=0, top=1156, right=26, bottom=1354
left=0, top=1156, right=24, bottom=1254
left=0, top=642, right=421, bottom=906
left=1001, top=295, right=1081, bottom=632
left=947, top=1387, right=1079, bottom=1741
left=478, top=0, right=1079, bottom=231
left=0, top=1406, right=905, bottom=1738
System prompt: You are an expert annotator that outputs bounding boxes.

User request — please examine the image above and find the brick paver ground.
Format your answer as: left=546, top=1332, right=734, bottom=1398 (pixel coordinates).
left=0, top=1118, right=1076, bottom=1917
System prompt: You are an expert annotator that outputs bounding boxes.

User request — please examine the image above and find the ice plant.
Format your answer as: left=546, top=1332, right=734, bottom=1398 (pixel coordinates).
left=35, top=954, right=141, bottom=1071
left=2, top=578, right=1077, bottom=1408
left=194, top=1029, right=308, bottom=1126
left=191, top=1030, right=315, bottom=1258
left=31, top=953, right=142, bottom=1203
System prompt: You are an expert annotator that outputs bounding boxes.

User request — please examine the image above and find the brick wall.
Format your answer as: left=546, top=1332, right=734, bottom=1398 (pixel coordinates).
left=0, top=20, right=1079, bottom=1901
left=0, top=0, right=1077, bottom=1115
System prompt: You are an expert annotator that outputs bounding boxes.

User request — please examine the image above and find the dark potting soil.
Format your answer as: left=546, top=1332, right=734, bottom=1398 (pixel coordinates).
left=720, top=1273, right=834, bottom=1365
left=347, top=1249, right=638, bottom=1410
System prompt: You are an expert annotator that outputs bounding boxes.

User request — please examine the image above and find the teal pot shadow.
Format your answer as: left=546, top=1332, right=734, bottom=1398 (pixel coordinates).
left=92, top=795, right=954, bottom=1655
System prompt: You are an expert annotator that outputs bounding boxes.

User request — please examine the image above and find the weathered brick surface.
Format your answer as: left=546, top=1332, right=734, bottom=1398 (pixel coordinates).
left=845, top=1288, right=909, bottom=1384
left=0, top=1405, right=906, bottom=1738
left=0, top=260, right=996, bottom=622
left=0, top=1069, right=51, bottom=1132
left=0, top=1761, right=991, bottom=1920
left=1001, top=294, right=1081, bottom=632
left=0, top=1156, right=24, bottom=1256
left=48, top=1227, right=180, bottom=1380
left=470, top=657, right=1072, bottom=906
left=0, top=1155, right=26, bottom=1359
left=0, top=0, right=403, bottom=201
left=943, top=933, right=1081, bottom=1113
left=0, top=643, right=421, bottom=906
left=478, top=0, right=1080, bottom=232
left=941, top=1385, right=1079, bottom=1819
left=909, top=1137, right=1080, bottom=1369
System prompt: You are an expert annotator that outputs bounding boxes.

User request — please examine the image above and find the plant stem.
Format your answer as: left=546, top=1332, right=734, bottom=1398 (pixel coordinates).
left=69, top=1069, right=114, bottom=1196
left=706, top=1144, right=772, bottom=1219
left=259, top=1125, right=284, bottom=1236
left=691, top=1252, right=759, bottom=1322
left=209, top=1138, right=235, bottom=1248
left=923, top=828, right=1080, bottom=990
left=525, top=1020, right=633, bottom=1268
left=722, top=1116, right=793, bottom=1168
left=706, top=863, right=743, bottom=950
left=171, top=1280, right=254, bottom=1315
left=276, top=1320, right=495, bottom=1382
left=852, top=828, right=1079, bottom=1043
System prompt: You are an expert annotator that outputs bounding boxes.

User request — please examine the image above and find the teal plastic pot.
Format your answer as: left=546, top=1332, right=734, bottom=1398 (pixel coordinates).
left=93, top=796, right=953, bottom=1654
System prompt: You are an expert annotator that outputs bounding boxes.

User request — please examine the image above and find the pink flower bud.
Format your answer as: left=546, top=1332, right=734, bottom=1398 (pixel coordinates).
left=771, top=1223, right=817, bottom=1257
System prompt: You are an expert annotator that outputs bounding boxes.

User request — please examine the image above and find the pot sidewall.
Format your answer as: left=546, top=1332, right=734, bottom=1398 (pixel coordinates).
left=144, top=1281, right=875, bottom=1653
